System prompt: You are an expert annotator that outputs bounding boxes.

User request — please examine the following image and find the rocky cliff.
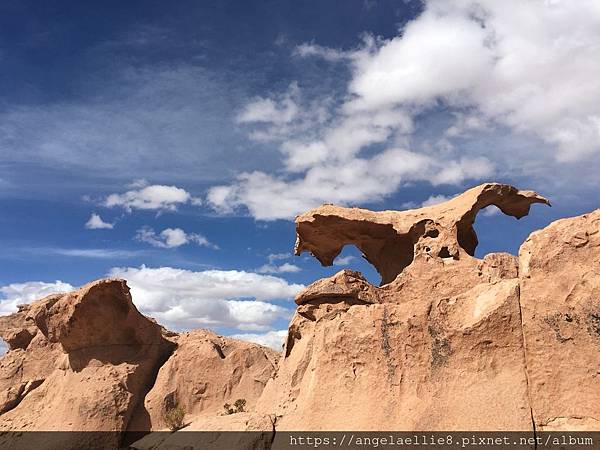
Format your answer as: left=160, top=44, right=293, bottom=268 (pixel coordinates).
left=1, top=183, right=599, bottom=449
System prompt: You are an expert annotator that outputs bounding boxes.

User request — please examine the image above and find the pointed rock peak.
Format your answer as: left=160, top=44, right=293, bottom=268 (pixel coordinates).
left=295, top=183, right=549, bottom=285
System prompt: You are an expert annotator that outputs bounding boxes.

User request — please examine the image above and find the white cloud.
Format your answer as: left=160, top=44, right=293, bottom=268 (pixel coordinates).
left=0, top=63, right=255, bottom=191
left=108, top=265, right=303, bottom=331
left=85, top=213, right=114, bottom=230
left=208, top=148, right=491, bottom=220
left=348, top=0, right=600, bottom=161
left=229, top=330, right=287, bottom=350
left=333, top=255, right=357, bottom=266
left=38, top=248, right=140, bottom=259
left=0, top=280, right=74, bottom=316
left=257, top=262, right=301, bottom=274
left=0, top=339, right=6, bottom=356
left=421, top=194, right=452, bottom=207
left=210, top=0, right=600, bottom=221
left=294, top=43, right=348, bottom=62
left=135, top=227, right=216, bottom=249
left=237, top=82, right=300, bottom=125
left=105, top=184, right=198, bottom=212
left=267, top=253, right=292, bottom=263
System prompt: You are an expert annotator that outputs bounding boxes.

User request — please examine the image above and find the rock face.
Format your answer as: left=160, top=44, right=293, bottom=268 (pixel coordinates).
left=256, top=182, right=598, bottom=433
left=128, top=329, right=279, bottom=432
left=1, top=182, right=599, bottom=447
left=519, top=209, right=600, bottom=431
left=259, top=259, right=533, bottom=431
left=0, top=279, right=277, bottom=449
left=0, top=280, right=175, bottom=449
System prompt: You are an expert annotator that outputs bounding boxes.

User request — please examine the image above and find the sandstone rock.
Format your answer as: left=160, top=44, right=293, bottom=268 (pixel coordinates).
left=255, top=183, right=551, bottom=431
left=4, top=181, right=600, bottom=447
left=295, top=182, right=549, bottom=285
left=128, top=329, right=278, bottom=432
left=258, top=260, right=532, bottom=431
left=0, top=279, right=175, bottom=449
left=519, top=208, right=600, bottom=431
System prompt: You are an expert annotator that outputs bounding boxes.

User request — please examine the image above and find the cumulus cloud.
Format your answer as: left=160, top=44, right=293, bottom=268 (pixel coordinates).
left=421, top=194, right=452, bottom=207
left=257, top=262, right=301, bottom=274
left=209, top=0, right=600, bottom=220
left=349, top=0, right=600, bottom=161
left=333, top=255, right=357, bottom=266
left=229, top=330, right=287, bottom=350
left=208, top=148, right=491, bottom=220
left=108, top=265, right=303, bottom=331
left=135, top=227, right=216, bottom=249
left=85, top=213, right=114, bottom=229
left=105, top=184, right=199, bottom=212
left=0, top=280, right=74, bottom=316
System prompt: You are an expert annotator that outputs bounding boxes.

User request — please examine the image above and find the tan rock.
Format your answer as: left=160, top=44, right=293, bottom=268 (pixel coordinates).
left=128, top=329, right=278, bottom=432
left=258, top=261, right=532, bottom=431
left=295, top=182, right=548, bottom=284
left=0, top=279, right=175, bottom=449
left=519, top=208, right=600, bottom=431
left=255, top=183, right=551, bottom=431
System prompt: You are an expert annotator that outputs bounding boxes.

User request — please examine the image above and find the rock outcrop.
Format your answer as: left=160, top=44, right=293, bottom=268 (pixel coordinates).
left=1, top=182, right=599, bottom=449
left=295, top=183, right=549, bottom=284
left=519, top=208, right=600, bottom=431
left=0, top=279, right=175, bottom=449
left=128, top=329, right=278, bottom=432
left=0, top=280, right=277, bottom=449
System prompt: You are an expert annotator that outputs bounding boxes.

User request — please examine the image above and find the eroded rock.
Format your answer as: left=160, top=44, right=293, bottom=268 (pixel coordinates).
left=295, top=183, right=549, bottom=284
left=128, top=329, right=278, bottom=432
left=0, top=280, right=175, bottom=449
left=519, top=209, right=600, bottom=431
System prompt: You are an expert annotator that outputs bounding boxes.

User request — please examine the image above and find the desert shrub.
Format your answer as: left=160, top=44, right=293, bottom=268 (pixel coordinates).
left=223, top=398, right=247, bottom=414
left=233, top=398, right=246, bottom=412
left=164, top=405, right=186, bottom=431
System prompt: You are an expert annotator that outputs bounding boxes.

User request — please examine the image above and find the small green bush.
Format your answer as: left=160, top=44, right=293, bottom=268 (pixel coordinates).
left=164, top=405, right=186, bottom=431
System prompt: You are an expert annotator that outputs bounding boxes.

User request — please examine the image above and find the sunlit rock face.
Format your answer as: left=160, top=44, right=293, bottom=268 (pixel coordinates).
left=258, top=183, right=598, bottom=433
left=2, top=183, right=600, bottom=450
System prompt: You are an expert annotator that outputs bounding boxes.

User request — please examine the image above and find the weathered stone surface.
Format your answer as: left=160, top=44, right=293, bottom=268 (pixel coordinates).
left=4, top=181, right=600, bottom=446
left=0, top=280, right=175, bottom=449
left=128, top=329, right=278, bottom=432
left=519, top=209, right=600, bottom=431
left=257, top=259, right=532, bottom=430
left=254, top=183, right=552, bottom=431
left=295, top=183, right=548, bottom=285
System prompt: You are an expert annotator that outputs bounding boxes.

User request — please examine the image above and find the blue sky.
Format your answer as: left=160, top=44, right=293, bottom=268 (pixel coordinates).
left=1, top=0, right=599, bottom=350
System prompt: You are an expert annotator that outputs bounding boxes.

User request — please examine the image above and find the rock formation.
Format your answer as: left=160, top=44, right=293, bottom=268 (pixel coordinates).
left=127, top=329, right=278, bottom=432
left=295, top=183, right=549, bottom=284
left=519, top=208, right=600, bottom=431
left=0, top=280, right=278, bottom=449
left=1, top=182, right=599, bottom=449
